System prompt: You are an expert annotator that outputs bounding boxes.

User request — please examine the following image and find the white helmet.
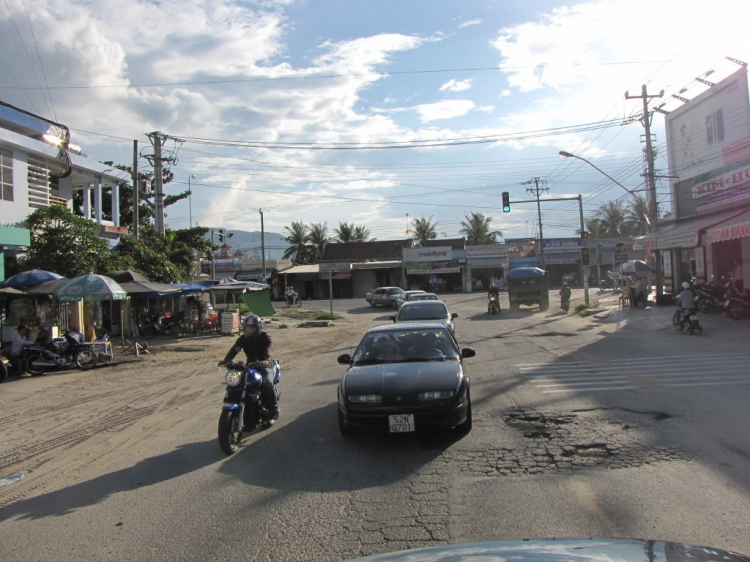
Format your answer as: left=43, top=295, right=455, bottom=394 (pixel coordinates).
left=682, top=281, right=691, bottom=289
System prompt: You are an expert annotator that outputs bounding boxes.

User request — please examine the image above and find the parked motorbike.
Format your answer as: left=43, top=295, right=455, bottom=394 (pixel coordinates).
left=285, top=292, right=301, bottom=307
left=24, top=332, right=98, bottom=375
left=599, top=278, right=614, bottom=291
left=218, top=360, right=281, bottom=455
left=694, top=287, right=722, bottom=313
left=672, top=307, right=702, bottom=335
left=0, top=350, right=9, bottom=383
left=487, top=293, right=500, bottom=314
left=724, top=286, right=750, bottom=320
left=138, top=313, right=183, bottom=339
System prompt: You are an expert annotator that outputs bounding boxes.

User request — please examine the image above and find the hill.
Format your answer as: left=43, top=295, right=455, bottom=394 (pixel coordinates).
left=204, top=228, right=290, bottom=260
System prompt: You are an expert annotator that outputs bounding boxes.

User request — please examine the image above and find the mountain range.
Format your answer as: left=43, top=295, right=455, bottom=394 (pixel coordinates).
left=204, top=229, right=290, bottom=260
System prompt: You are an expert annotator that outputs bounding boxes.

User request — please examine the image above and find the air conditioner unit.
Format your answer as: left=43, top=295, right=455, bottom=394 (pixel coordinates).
left=139, top=180, right=152, bottom=194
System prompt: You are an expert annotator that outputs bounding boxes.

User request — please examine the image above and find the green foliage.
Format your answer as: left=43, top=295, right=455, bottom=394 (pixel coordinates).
left=411, top=216, right=438, bottom=245
left=23, top=206, right=129, bottom=277
left=459, top=212, right=501, bottom=244
left=335, top=222, right=372, bottom=243
left=282, top=221, right=312, bottom=264
left=307, top=222, right=330, bottom=262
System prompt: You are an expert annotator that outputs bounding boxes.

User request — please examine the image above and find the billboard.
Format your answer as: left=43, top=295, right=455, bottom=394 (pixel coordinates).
left=403, top=246, right=458, bottom=274
left=402, top=247, right=452, bottom=262
left=543, top=238, right=581, bottom=252
left=666, top=67, right=750, bottom=215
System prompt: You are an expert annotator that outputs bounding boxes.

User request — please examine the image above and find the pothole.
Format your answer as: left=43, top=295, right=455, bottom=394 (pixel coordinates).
left=562, top=443, right=613, bottom=458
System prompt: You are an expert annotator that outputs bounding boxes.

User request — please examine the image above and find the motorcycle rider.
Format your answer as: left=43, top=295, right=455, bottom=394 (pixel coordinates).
left=677, top=281, right=696, bottom=320
left=218, top=314, right=279, bottom=420
left=487, top=283, right=501, bottom=312
left=285, top=285, right=297, bottom=305
left=560, top=282, right=572, bottom=311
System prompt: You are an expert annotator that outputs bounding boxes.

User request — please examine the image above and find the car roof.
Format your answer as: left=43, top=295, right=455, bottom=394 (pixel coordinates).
left=367, top=321, right=449, bottom=333
left=375, top=286, right=401, bottom=290
left=399, top=300, right=447, bottom=309
left=410, top=292, right=437, bottom=298
left=404, top=290, right=425, bottom=294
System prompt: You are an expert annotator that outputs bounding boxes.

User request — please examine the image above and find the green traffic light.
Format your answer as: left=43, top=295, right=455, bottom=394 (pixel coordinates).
left=503, top=205, right=510, bottom=213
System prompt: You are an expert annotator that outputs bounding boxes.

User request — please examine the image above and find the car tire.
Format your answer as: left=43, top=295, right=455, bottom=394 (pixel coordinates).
left=338, top=409, right=354, bottom=436
left=367, top=300, right=374, bottom=307
left=455, top=391, right=472, bottom=433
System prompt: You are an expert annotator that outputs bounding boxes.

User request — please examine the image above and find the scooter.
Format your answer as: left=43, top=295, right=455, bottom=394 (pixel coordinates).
left=487, top=293, right=500, bottom=314
left=24, top=332, right=99, bottom=375
left=672, top=307, right=702, bottom=335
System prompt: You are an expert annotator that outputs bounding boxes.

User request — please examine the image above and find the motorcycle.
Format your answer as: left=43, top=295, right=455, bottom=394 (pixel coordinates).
left=599, top=278, right=614, bottom=291
left=218, top=360, right=281, bottom=455
left=487, top=293, right=500, bottom=314
left=0, top=350, right=9, bottom=383
left=285, top=292, right=301, bottom=308
left=694, top=287, right=722, bottom=313
left=138, top=313, right=183, bottom=339
left=24, top=332, right=98, bottom=375
left=560, top=296, right=571, bottom=313
left=672, top=307, right=702, bottom=335
left=724, top=287, right=750, bottom=320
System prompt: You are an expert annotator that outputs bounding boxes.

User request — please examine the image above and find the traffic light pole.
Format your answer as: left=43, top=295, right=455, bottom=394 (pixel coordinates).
left=509, top=195, right=590, bottom=306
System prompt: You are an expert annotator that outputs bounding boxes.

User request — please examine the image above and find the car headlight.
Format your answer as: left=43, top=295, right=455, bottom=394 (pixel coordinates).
left=225, top=371, right=242, bottom=387
left=348, top=394, right=382, bottom=404
left=418, top=390, right=455, bottom=401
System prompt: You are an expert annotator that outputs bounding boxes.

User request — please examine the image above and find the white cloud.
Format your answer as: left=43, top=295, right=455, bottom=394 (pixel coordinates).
left=477, top=105, right=495, bottom=113
left=438, top=79, right=473, bottom=92
left=500, top=89, right=512, bottom=97
left=458, top=19, right=482, bottom=29
left=415, top=100, right=476, bottom=123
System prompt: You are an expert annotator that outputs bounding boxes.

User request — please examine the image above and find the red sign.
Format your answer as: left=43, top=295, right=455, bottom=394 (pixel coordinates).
left=708, top=220, right=750, bottom=244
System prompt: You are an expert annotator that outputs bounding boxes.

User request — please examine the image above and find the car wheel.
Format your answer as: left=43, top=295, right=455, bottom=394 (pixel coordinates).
left=455, top=391, right=472, bottom=433
left=367, top=300, right=374, bottom=307
left=338, top=409, right=354, bottom=436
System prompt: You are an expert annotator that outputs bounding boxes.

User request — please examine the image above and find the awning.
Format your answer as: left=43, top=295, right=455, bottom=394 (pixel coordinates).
left=707, top=208, right=750, bottom=244
left=634, top=208, right=746, bottom=250
left=282, top=264, right=319, bottom=275
left=467, top=257, right=506, bottom=269
left=352, top=260, right=401, bottom=270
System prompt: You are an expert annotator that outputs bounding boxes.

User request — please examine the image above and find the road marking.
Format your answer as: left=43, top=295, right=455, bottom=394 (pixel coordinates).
left=536, top=374, right=750, bottom=388
left=541, top=380, right=750, bottom=393
left=523, top=364, right=750, bottom=379
left=517, top=353, right=750, bottom=369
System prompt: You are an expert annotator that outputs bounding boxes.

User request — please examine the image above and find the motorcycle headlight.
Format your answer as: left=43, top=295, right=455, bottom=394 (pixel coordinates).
left=225, top=371, right=242, bottom=387
left=418, top=390, right=455, bottom=401
left=348, top=394, right=382, bottom=404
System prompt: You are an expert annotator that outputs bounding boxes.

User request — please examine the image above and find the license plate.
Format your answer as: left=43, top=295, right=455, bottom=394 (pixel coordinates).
left=389, top=414, right=415, bottom=433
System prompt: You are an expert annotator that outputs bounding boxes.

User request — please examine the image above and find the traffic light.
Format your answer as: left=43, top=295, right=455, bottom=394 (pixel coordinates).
left=217, top=229, right=233, bottom=243
left=502, top=192, right=510, bottom=213
left=581, top=231, right=589, bottom=239
left=581, top=247, right=590, bottom=267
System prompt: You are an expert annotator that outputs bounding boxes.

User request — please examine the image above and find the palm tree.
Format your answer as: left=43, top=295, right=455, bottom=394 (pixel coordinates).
left=282, top=221, right=310, bottom=264
left=307, top=222, right=330, bottom=263
left=334, top=222, right=355, bottom=243
left=352, top=225, right=372, bottom=242
left=459, top=212, right=501, bottom=244
left=578, top=217, right=606, bottom=238
left=411, top=217, right=438, bottom=246
left=595, top=201, right=627, bottom=237
left=625, top=195, right=651, bottom=236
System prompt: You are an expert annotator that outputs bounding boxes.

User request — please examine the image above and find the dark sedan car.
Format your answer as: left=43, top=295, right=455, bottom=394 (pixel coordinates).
left=337, top=322, right=475, bottom=435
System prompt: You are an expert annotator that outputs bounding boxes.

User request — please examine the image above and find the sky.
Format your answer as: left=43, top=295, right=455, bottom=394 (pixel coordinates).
left=1, top=0, right=749, bottom=242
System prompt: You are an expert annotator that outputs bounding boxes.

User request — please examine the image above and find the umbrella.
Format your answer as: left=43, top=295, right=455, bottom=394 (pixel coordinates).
left=24, top=278, right=68, bottom=295
left=1, top=269, right=62, bottom=289
left=53, top=274, right=127, bottom=302
left=104, top=270, right=151, bottom=284
left=620, top=260, right=652, bottom=276
left=0, top=287, right=24, bottom=295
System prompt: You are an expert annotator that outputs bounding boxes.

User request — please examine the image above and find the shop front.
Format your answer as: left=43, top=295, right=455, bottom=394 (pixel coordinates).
left=706, top=208, right=750, bottom=290
left=465, top=244, right=507, bottom=292
left=403, top=247, right=462, bottom=293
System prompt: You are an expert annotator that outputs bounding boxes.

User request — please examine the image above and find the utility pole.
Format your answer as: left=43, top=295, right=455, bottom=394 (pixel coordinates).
left=526, top=177, right=549, bottom=268
left=132, top=139, right=139, bottom=239
left=260, top=209, right=266, bottom=284
left=577, top=195, right=590, bottom=306
left=153, top=133, right=164, bottom=234
left=626, top=85, right=664, bottom=297
left=406, top=213, right=410, bottom=239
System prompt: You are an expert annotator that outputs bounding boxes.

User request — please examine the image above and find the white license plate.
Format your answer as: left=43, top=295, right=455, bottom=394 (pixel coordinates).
left=389, top=414, right=415, bottom=433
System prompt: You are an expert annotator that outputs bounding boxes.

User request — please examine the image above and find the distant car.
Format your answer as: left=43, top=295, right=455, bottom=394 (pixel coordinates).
left=391, top=300, right=458, bottom=334
left=396, top=290, right=426, bottom=308
left=365, top=287, right=404, bottom=308
left=407, top=292, right=438, bottom=303
left=337, top=322, right=475, bottom=435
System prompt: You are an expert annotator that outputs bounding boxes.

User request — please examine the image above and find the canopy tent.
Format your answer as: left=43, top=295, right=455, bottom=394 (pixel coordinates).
left=174, top=281, right=216, bottom=294
left=634, top=208, right=745, bottom=250
left=23, top=278, right=67, bottom=295
left=103, top=270, right=181, bottom=299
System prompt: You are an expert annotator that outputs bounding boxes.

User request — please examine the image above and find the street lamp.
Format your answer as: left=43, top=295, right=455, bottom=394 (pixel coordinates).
left=558, top=151, right=638, bottom=196
left=188, top=174, right=196, bottom=227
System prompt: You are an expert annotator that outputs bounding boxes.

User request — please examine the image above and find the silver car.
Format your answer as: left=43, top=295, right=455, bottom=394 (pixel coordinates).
left=406, top=292, right=439, bottom=303
left=390, top=300, right=458, bottom=334
left=365, top=287, right=404, bottom=308
left=396, top=290, right=426, bottom=308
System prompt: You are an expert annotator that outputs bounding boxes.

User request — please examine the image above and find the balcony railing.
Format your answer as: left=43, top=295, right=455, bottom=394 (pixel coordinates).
left=49, top=195, right=67, bottom=207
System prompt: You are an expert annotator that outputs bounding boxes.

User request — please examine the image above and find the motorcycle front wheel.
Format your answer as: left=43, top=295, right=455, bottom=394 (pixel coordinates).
left=140, top=325, right=157, bottom=339
left=25, top=353, right=49, bottom=376
left=672, top=311, right=685, bottom=331
left=166, top=324, right=182, bottom=339
left=218, top=409, right=242, bottom=455
left=698, top=299, right=713, bottom=313
left=728, top=302, right=745, bottom=320
left=75, top=349, right=98, bottom=370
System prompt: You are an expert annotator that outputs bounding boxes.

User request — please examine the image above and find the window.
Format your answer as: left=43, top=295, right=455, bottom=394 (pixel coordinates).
left=0, top=148, right=12, bottom=201
left=388, top=288, right=402, bottom=295
left=397, top=302, right=448, bottom=321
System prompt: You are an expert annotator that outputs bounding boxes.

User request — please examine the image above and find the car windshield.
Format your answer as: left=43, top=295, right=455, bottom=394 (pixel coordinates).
left=387, top=288, right=402, bottom=295
left=397, top=302, right=448, bottom=321
left=409, top=294, right=437, bottom=301
left=352, top=329, right=459, bottom=365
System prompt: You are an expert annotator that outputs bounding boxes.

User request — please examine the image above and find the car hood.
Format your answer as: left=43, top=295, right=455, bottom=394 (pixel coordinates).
left=350, top=538, right=750, bottom=562
left=344, top=360, right=461, bottom=398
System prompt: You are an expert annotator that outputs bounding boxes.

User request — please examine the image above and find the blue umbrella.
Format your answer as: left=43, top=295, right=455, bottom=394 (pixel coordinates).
left=1, top=269, right=63, bottom=289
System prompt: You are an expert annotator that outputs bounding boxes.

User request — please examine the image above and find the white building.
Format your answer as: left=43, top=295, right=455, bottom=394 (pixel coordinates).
left=0, top=102, right=129, bottom=239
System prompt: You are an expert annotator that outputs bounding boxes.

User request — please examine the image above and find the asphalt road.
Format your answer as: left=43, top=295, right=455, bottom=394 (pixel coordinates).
left=2, top=291, right=750, bottom=561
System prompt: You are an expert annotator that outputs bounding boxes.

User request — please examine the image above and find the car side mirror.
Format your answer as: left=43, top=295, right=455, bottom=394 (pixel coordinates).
left=451, top=312, right=459, bottom=320
left=337, top=354, right=352, bottom=365
left=460, top=347, right=476, bottom=358
left=388, top=315, right=396, bottom=322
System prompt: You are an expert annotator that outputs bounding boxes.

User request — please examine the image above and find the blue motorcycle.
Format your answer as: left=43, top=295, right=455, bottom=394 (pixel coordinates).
left=218, top=360, right=281, bottom=455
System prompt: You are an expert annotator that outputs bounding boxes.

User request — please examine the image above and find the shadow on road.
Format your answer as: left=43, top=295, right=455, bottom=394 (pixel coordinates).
left=0, top=440, right=224, bottom=521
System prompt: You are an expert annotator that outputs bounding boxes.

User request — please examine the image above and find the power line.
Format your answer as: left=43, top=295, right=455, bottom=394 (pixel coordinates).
left=0, top=54, right=42, bottom=115
left=20, top=0, right=56, bottom=121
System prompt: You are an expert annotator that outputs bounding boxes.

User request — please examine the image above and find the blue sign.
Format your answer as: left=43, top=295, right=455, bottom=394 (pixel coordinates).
left=508, top=257, right=539, bottom=269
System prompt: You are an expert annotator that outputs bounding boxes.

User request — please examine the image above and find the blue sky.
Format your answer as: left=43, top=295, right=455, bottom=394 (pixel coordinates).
left=1, top=0, right=748, bottom=240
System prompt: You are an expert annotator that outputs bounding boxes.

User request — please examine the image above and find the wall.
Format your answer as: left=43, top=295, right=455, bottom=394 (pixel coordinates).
left=742, top=237, right=750, bottom=283
left=354, top=270, right=375, bottom=297
left=0, top=147, right=30, bottom=225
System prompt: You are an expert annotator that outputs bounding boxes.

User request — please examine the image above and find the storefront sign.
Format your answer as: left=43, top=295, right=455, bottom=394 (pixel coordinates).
left=689, top=159, right=750, bottom=212
left=236, top=270, right=265, bottom=281
left=466, top=244, right=508, bottom=258
left=543, top=238, right=581, bottom=252
left=508, top=257, right=539, bottom=269
left=583, top=237, right=633, bottom=248
left=319, top=271, right=352, bottom=280
left=203, top=258, right=241, bottom=272
left=406, top=267, right=460, bottom=275
left=319, top=262, right=351, bottom=272
left=467, top=259, right=506, bottom=269
left=545, top=258, right=579, bottom=265
left=707, top=218, right=750, bottom=244
left=402, top=247, right=452, bottom=262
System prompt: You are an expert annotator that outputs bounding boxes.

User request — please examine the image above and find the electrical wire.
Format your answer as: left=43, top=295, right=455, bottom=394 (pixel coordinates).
left=20, top=0, right=55, bottom=121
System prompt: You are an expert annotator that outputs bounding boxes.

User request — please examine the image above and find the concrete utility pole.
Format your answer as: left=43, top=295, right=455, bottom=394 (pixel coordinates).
left=626, top=85, right=663, bottom=297
left=151, top=132, right=165, bottom=235
left=577, top=194, right=590, bottom=306
left=132, top=139, right=139, bottom=239
left=260, top=209, right=266, bottom=284
left=526, top=177, right=549, bottom=268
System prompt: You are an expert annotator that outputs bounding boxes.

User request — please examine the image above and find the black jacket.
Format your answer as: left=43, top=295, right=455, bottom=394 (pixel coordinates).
left=223, top=332, right=272, bottom=364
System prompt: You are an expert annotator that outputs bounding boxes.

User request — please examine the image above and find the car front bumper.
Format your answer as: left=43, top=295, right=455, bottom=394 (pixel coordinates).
left=339, top=397, right=469, bottom=433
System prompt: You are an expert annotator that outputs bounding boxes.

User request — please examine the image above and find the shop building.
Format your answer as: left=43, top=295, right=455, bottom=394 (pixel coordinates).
left=465, top=244, right=507, bottom=291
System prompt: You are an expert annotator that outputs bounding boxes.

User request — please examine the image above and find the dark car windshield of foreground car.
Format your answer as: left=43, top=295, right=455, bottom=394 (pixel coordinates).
left=351, top=328, right=458, bottom=365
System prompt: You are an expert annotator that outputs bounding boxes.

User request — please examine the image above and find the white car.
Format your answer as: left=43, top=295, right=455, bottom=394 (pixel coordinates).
left=396, top=290, right=426, bottom=308
left=365, top=287, right=404, bottom=308
left=390, top=300, right=458, bottom=334
left=406, top=292, right=439, bottom=303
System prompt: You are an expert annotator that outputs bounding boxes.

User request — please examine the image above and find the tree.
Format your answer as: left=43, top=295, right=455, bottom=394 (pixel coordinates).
left=595, top=200, right=627, bottom=237
left=282, top=221, right=311, bottom=264
left=335, top=222, right=372, bottom=243
left=625, top=195, right=651, bottom=236
left=353, top=225, right=372, bottom=242
left=411, top=217, right=438, bottom=245
left=459, top=212, right=501, bottom=244
left=23, top=206, right=129, bottom=277
left=308, top=222, right=330, bottom=263
left=578, top=217, right=606, bottom=238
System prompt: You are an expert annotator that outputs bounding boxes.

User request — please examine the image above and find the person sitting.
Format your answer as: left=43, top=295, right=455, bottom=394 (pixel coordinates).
left=11, top=325, right=33, bottom=376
